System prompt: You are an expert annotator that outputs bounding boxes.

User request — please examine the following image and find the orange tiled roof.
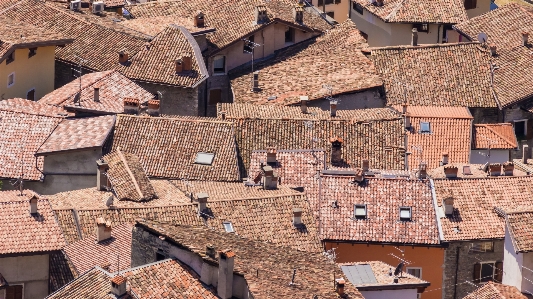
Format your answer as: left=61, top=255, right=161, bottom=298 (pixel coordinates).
left=463, top=281, right=528, bottom=299
left=170, top=180, right=300, bottom=200
left=454, top=3, right=533, bottom=108
left=0, top=198, right=66, bottom=254
left=49, top=251, right=78, bottom=293
left=120, top=15, right=215, bottom=36
left=229, top=20, right=382, bottom=105
left=429, top=163, right=527, bottom=178
left=353, top=0, right=467, bottom=23
left=371, top=43, right=496, bottom=108
left=474, top=123, right=518, bottom=149
left=433, top=176, right=533, bottom=241
left=507, top=209, right=533, bottom=253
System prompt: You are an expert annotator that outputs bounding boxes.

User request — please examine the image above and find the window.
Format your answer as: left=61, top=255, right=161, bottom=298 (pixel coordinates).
left=464, top=0, right=477, bottom=10
left=285, top=27, right=295, bottom=43
left=353, top=2, right=364, bottom=14
left=5, top=285, right=23, bottom=299
left=318, top=0, right=335, bottom=5
left=209, top=89, right=222, bottom=105
left=7, top=72, right=14, bottom=88
left=326, top=11, right=335, bottom=19
left=6, top=51, right=14, bottom=64
left=195, top=152, right=215, bottom=165
left=470, top=242, right=494, bottom=253
left=213, top=56, right=225, bottom=73
left=223, top=221, right=235, bottom=233
left=407, top=267, right=422, bottom=278
left=473, top=261, right=503, bottom=283
left=243, top=35, right=254, bottom=53
left=29, top=47, right=37, bottom=58
left=420, top=122, right=431, bottom=133
left=399, top=206, right=412, bottom=221
left=27, top=89, right=35, bottom=101
left=514, top=120, right=527, bottom=139
left=413, top=23, right=429, bottom=33
left=354, top=204, right=367, bottom=219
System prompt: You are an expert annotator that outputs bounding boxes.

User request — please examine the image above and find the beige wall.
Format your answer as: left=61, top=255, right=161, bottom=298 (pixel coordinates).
left=465, top=0, right=491, bottom=18
left=311, top=0, right=350, bottom=22
left=0, top=254, right=50, bottom=299
left=0, top=46, right=56, bottom=101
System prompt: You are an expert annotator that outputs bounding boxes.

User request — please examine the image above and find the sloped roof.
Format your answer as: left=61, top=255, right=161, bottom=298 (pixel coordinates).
left=429, top=163, right=527, bottom=178
left=474, top=123, right=518, bottom=149
left=110, top=115, right=241, bottom=181
left=39, top=70, right=154, bottom=114
left=229, top=20, right=382, bottom=105
left=371, top=43, right=496, bottom=108
left=353, top=0, right=467, bottom=23
left=120, top=15, right=215, bottom=36
left=136, top=221, right=364, bottom=298
left=102, top=150, right=156, bottom=202
left=454, top=3, right=533, bottom=108
left=170, top=180, right=300, bottom=200
left=463, top=281, right=528, bottom=299
left=506, top=209, right=533, bottom=253
left=341, top=261, right=429, bottom=289
left=49, top=251, right=78, bottom=293
left=433, top=176, right=533, bottom=241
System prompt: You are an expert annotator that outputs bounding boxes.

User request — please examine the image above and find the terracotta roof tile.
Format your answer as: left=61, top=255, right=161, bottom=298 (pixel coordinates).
left=0, top=198, right=66, bottom=254
left=39, top=70, right=154, bottom=114
left=506, top=209, right=533, bottom=253
left=36, top=115, right=115, bottom=155
left=463, top=281, right=528, bottom=299
left=46, top=267, right=111, bottom=299
left=433, top=176, right=533, bottom=241
left=230, top=20, right=382, bottom=105
left=0, top=190, right=39, bottom=202
left=170, top=180, right=300, bottom=200
left=111, top=115, right=240, bottom=181
left=474, top=123, right=518, bottom=149
left=353, top=0, right=467, bottom=23
left=103, top=150, right=156, bottom=201
left=49, top=251, right=78, bottom=293
left=136, top=221, right=364, bottom=298
left=429, top=163, right=527, bottom=178
left=371, top=43, right=496, bottom=107
left=120, top=15, right=215, bottom=36
left=0, top=98, right=70, bottom=117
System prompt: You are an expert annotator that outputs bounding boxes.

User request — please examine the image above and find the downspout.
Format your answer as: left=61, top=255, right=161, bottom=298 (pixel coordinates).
left=204, top=57, right=209, bottom=116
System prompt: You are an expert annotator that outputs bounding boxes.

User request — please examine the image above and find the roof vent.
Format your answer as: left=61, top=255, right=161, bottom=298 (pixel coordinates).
left=110, top=276, right=127, bottom=297
left=503, top=161, right=514, bottom=176
left=444, top=165, right=458, bottom=179
left=29, top=195, right=38, bottom=214
left=255, top=5, right=268, bottom=24
left=194, top=11, right=205, bottom=28
left=300, top=96, right=309, bottom=113
left=123, top=98, right=140, bottom=114
left=489, top=43, right=497, bottom=56
left=488, top=163, right=501, bottom=176
left=293, top=6, right=304, bottom=23
left=523, top=32, right=529, bottom=46
left=96, top=217, right=112, bottom=242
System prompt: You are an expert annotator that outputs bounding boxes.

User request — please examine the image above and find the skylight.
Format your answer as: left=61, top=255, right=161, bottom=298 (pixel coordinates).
left=420, top=122, right=431, bottom=133
left=399, top=207, right=412, bottom=221
left=354, top=204, right=367, bottom=218
left=223, top=221, right=234, bottom=233
left=195, top=152, right=215, bottom=165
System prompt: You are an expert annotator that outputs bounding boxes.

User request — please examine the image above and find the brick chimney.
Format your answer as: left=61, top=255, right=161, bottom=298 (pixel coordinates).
left=110, top=276, right=127, bottom=297
left=197, top=193, right=208, bottom=215
left=444, top=165, right=458, bottom=179
left=330, top=137, right=343, bottom=165
left=441, top=152, right=449, bottom=166
left=523, top=32, right=529, bottom=46
left=418, top=162, right=427, bottom=179
left=217, top=250, right=235, bottom=299
left=489, top=43, right=497, bottom=56
left=220, top=111, right=227, bottom=120
left=523, top=144, right=529, bottom=164
left=330, top=100, right=338, bottom=117
left=194, top=11, right=205, bottom=28
left=29, top=195, right=38, bottom=214
left=336, top=278, right=346, bottom=297
left=253, top=71, right=259, bottom=91
left=293, top=208, right=302, bottom=225
left=411, top=28, right=418, bottom=46
left=146, top=100, right=160, bottom=116
left=175, top=59, right=183, bottom=73
left=93, top=85, right=100, bottom=102
left=123, top=98, right=140, bottom=114
left=293, top=6, right=303, bottom=23
left=503, top=161, right=514, bottom=176
left=96, top=217, right=112, bottom=242
left=300, top=96, right=309, bottom=113
left=263, top=165, right=278, bottom=189
left=182, top=56, right=192, bottom=72
left=255, top=5, right=268, bottom=24
left=489, top=163, right=501, bottom=176
left=118, top=49, right=129, bottom=64
left=96, top=158, right=109, bottom=191
left=266, top=147, right=277, bottom=164
left=443, top=194, right=454, bottom=216
left=362, top=159, right=369, bottom=172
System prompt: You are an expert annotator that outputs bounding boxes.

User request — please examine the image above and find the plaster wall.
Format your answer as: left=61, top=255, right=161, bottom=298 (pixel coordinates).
left=503, top=226, right=524, bottom=291
left=0, top=254, right=50, bottom=299
left=470, top=149, right=510, bottom=164
left=465, top=0, right=491, bottom=18
left=360, top=288, right=418, bottom=299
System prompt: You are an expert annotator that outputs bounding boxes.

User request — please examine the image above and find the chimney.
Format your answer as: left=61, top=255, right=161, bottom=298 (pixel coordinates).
left=220, top=111, right=227, bottom=120
left=411, top=28, right=418, bottom=47
left=503, top=161, right=514, bottom=176
left=194, top=11, right=205, bottom=28
left=523, top=32, right=529, bottom=46
left=253, top=71, right=259, bottom=91
left=443, top=193, right=454, bottom=216
left=96, top=158, right=109, bottom=191
left=266, top=147, right=277, bottom=164
left=206, top=244, right=216, bottom=259
left=362, top=159, right=369, bottom=172
left=110, top=276, right=127, bottom=297
left=330, top=100, right=338, bottom=117
left=293, top=6, right=303, bottom=23
left=182, top=56, right=192, bottom=72
left=523, top=144, right=529, bottom=164
left=93, top=85, right=100, bottom=102
left=402, top=103, right=408, bottom=114
left=263, top=166, right=278, bottom=189
left=489, top=43, right=497, bottom=56
left=123, top=98, right=140, bottom=114
left=29, top=195, right=38, bottom=214
left=255, top=5, right=268, bottom=24
left=418, top=162, right=427, bottom=179
left=118, top=49, right=129, bottom=64
left=336, top=278, right=346, bottom=297
left=96, top=217, right=112, bottom=242
left=147, top=100, right=160, bottom=116
left=300, top=96, right=309, bottom=113
left=444, top=165, right=458, bottom=179
left=489, top=163, right=501, bottom=176
left=217, top=250, right=235, bottom=299
left=293, top=208, right=302, bottom=225
left=330, top=137, right=343, bottom=165
left=144, top=42, right=150, bottom=51
left=441, top=152, right=449, bottom=166
left=175, top=59, right=183, bottom=73
left=376, top=0, right=384, bottom=6
left=197, top=192, right=208, bottom=215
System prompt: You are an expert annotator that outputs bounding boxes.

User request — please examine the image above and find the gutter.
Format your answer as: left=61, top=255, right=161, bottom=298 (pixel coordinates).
left=355, top=282, right=430, bottom=291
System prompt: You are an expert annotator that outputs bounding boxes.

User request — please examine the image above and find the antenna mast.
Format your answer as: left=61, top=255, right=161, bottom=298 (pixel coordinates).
left=242, top=38, right=261, bottom=91
left=72, top=56, right=87, bottom=106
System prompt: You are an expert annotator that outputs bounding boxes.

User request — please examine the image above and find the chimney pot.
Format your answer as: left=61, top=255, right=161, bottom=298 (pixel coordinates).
left=194, top=11, right=205, bottom=28
left=523, top=144, right=529, bottom=164
left=444, top=165, right=458, bottom=179
left=300, top=96, right=309, bottom=114
left=418, top=162, right=427, bottom=179
left=489, top=43, right=497, bottom=56
left=96, top=217, right=112, bottom=242
left=123, top=98, right=140, bottom=114
left=441, top=152, right=449, bottom=166
left=29, top=196, right=38, bottom=214
left=93, top=86, right=100, bottom=102
left=96, top=159, right=109, bottom=191
left=118, top=49, right=129, bottom=64
left=443, top=195, right=454, bottom=216
left=110, top=275, right=127, bottom=297
left=411, top=28, right=418, bottom=46
left=197, top=192, right=209, bottom=214
left=266, top=147, right=277, bottom=164
left=147, top=100, right=160, bottom=116
left=330, top=100, right=338, bottom=117
left=293, top=6, right=304, bottom=23
left=523, top=32, right=529, bottom=46
left=330, top=137, right=343, bottom=166
left=336, top=278, right=346, bottom=297
left=503, top=161, right=514, bottom=176
left=488, top=163, right=502, bottom=176
left=293, top=208, right=303, bottom=225
left=217, top=250, right=235, bottom=299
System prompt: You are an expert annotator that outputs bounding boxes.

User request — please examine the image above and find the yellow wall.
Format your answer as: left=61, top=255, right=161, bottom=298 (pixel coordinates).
left=325, top=242, right=445, bottom=299
left=311, top=0, right=350, bottom=22
left=0, top=46, right=56, bottom=101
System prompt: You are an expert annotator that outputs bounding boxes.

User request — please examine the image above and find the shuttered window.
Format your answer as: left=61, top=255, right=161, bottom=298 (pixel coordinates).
left=5, top=285, right=23, bottom=299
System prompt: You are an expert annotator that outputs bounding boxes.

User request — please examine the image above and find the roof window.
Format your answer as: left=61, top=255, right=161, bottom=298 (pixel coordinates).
left=354, top=204, right=367, bottom=219
left=195, top=152, right=215, bottom=165
left=419, top=122, right=431, bottom=133
left=223, top=221, right=234, bottom=233
left=399, top=206, right=412, bottom=221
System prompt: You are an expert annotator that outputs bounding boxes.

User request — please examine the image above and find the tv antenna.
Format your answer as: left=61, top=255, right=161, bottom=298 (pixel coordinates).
left=477, top=32, right=488, bottom=44
left=72, top=55, right=88, bottom=106
left=242, top=38, right=261, bottom=91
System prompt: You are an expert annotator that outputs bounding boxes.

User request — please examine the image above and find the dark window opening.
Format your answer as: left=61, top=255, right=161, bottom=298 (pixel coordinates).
left=29, top=47, right=37, bottom=58
left=360, top=31, right=368, bottom=40
left=326, top=11, right=335, bottom=18
left=5, top=285, right=23, bottom=299
left=6, top=52, right=14, bottom=64
left=209, top=89, right=222, bottom=105
left=515, top=121, right=526, bottom=139
left=464, top=0, right=477, bottom=10
left=156, top=252, right=165, bottom=261
left=480, top=263, right=494, bottom=282
left=353, top=2, right=364, bottom=14
left=285, top=27, right=295, bottom=43
left=318, top=0, right=335, bottom=5
left=213, top=56, right=225, bottom=73
left=413, top=23, right=429, bottom=33
left=27, top=89, right=35, bottom=101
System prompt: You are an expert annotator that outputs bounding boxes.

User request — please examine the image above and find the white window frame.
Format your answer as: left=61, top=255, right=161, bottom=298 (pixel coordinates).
left=406, top=267, right=422, bottom=278
left=479, top=261, right=496, bottom=283
left=513, top=119, right=527, bottom=136
left=7, top=72, right=15, bottom=88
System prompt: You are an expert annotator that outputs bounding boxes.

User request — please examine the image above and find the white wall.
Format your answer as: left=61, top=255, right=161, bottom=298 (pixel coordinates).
left=503, top=226, right=523, bottom=291
left=0, top=254, right=50, bottom=299
left=360, top=288, right=418, bottom=299
left=470, top=149, right=510, bottom=164
left=522, top=251, right=533, bottom=294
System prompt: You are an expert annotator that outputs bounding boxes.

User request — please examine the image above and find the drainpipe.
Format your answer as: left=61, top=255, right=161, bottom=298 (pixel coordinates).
left=437, top=24, right=441, bottom=43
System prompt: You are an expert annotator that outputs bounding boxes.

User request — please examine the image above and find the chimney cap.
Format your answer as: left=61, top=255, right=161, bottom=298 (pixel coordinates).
left=336, top=278, right=346, bottom=285
left=110, top=275, right=127, bottom=285
left=197, top=192, right=209, bottom=199
left=263, top=165, right=274, bottom=172
left=523, top=31, right=529, bottom=36
left=220, top=249, right=236, bottom=259
left=96, top=217, right=111, bottom=227
left=300, top=95, right=309, bottom=102
left=330, top=136, right=344, bottom=144
left=293, top=207, right=303, bottom=213
left=124, top=98, right=140, bottom=106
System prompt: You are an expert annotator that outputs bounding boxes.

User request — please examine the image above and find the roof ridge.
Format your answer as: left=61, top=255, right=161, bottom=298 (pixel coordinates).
left=481, top=124, right=517, bottom=148
left=117, top=114, right=233, bottom=124
left=372, top=41, right=481, bottom=52
left=385, top=0, right=407, bottom=21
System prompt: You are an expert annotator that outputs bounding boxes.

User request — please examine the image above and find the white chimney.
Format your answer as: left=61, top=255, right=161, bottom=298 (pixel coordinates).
left=411, top=28, right=418, bottom=46
left=263, top=166, right=278, bottom=189
left=330, top=100, right=338, bottom=117
left=96, top=159, right=109, bottom=191
left=441, top=152, right=449, bottom=166
left=110, top=276, right=127, bottom=297
left=443, top=195, right=454, bottom=216
left=217, top=250, right=235, bottom=299
left=293, top=208, right=302, bottom=225
left=523, top=144, right=529, bottom=164
left=266, top=147, right=277, bottom=164
left=29, top=196, right=38, bottom=214
left=197, top=193, right=208, bottom=215
left=96, top=217, right=112, bottom=242
left=300, top=96, right=309, bottom=113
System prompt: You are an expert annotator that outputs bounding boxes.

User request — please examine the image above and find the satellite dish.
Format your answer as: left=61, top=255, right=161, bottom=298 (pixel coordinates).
left=477, top=32, right=488, bottom=43
left=105, top=195, right=114, bottom=208
left=393, top=262, right=404, bottom=276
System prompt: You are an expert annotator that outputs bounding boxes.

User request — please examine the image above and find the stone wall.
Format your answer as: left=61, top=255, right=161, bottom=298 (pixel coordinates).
left=136, top=81, right=204, bottom=116
left=206, top=74, right=231, bottom=117
left=442, top=240, right=504, bottom=299
left=55, top=60, right=93, bottom=90
left=469, top=107, right=501, bottom=124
